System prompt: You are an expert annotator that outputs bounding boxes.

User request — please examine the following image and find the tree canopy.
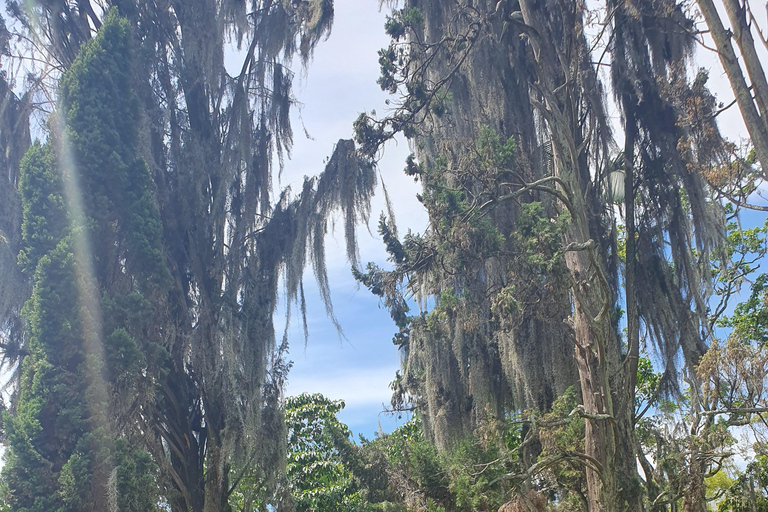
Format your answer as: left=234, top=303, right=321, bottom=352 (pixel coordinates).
left=2, top=1, right=768, bottom=512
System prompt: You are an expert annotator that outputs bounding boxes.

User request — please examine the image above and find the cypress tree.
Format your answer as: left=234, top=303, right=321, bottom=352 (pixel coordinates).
left=2, top=11, right=162, bottom=511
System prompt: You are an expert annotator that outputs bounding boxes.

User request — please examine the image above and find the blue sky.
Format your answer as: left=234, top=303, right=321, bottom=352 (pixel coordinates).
left=277, top=0, right=427, bottom=438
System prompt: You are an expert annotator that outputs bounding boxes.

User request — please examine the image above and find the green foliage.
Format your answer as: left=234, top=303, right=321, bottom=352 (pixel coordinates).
left=404, top=154, right=423, bottom=177
left=706, top=469, right=735, bottom=508
left=3, top=231, right=159, bottom=511
left=378, top=20, right=425, bottom=98
left=635, top=356, right=661, bottom=413
left=721, top=273, right=768, bottom=346
left=429, top=89, right=453, bottom=118
left=713, top=217, right=768, bottom=340
left=437, top=289, right=460, bottom=310
left=284, top=393, right=367, bottom=512
left=514, top=201, right=569, bottom=275
left=352, top=261, right=411, bottom=341
left=718, top=456, right=768, bottom=511
left=445, top=440, right=505, bottom=512
left=358, top=418, right=516, bottom=512
left=104, top=328, right=145, bottom=388
left=228, top=393, right=370, bottom=512
left=57, top=449, right=92, bottom=512
left=1, top=399, right=58, bottom=512
left=384, top=8, right=423, bottom=41
left=476, top=126, right=516, bottom=170
left=17, top=141, right=67, bottom=275
left=534, top=387, right=587, bottom=506
left=379, top=215, right=408, bottom=265
left=408, top=438, right=450, bottom=503
left=113, top=440, right=160, bottom=512
left=354, top=113, right=388, bottom=158
left=59, top=8, right=167, bottom=287
left=490, top=285, right=519, bottom=320
left=425, top=289, right=462, bottom=332
left=364, top=419, right=450, bottom=508
left=540, top=387, right=585, bottom=455
left=420, top=168, right=466, bottom=222
left=1, top=11, right=162, bottom=511
left=415, top=149, right=508, bottom=276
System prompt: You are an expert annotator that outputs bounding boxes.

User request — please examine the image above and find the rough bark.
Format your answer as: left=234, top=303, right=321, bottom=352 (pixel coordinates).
left=681, top=448, right=708, bottom=512
left=515, top=0, right=624, bottom=507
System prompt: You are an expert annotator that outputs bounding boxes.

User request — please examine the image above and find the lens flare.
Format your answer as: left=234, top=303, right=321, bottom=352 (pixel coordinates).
left=51, top=113, right=116, bottom=500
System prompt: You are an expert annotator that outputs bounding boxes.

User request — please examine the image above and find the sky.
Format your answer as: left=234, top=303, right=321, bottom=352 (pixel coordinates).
left=275, top=0, right=427, bottom=438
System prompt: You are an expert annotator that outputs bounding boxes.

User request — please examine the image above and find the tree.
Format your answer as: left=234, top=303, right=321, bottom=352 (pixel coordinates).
left=695, top=0, right=768, bottom=178
left=227, top=393, right=368, bottom=512
left=1, top=12, right=165, bottom=511
left=719, top=456, right=768, bottom=512
left=0, top=2, right=376, bottom=511
left=2, top=2, right=766, bottom=511
left=284, top=393, right=367, bottom=512
left=355, top=1, right=733, bottom=510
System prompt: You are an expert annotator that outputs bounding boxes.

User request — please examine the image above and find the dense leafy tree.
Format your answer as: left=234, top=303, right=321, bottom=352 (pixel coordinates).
left=284, top=393, right=367, bottom=512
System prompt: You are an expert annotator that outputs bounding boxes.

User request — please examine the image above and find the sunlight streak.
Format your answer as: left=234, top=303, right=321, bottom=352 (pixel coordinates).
left=51, top=113, right=116, bottom=492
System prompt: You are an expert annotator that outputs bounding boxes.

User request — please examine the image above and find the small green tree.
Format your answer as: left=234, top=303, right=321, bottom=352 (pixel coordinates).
left=719, top=456, right=768, bottom=512
left=283, top=393, right=367, bottom=512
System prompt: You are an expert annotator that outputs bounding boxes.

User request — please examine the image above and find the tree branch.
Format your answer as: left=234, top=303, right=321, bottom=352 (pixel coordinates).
left=471, top=175, right=573, bottom=220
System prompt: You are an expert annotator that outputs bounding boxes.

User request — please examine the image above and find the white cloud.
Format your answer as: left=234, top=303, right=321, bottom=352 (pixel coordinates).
left=285, top=365, right=397, bottom=409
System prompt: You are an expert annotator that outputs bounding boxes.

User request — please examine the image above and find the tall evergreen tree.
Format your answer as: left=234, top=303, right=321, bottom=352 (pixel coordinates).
left=2, top=12, right=164, bottom=510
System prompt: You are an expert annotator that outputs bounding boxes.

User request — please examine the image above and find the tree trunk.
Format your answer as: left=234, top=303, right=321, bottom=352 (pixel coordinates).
left=749, top=475, right=759, bottom=512
left=681, top=444, right=707, bottom=512
left=696, top=0, right=768, bottom=172
left=721, top=0, right=768, bottom=120
left=203, top=439, right=231, bottom=512
left=562, top=176, right=623, bottom=511
left=516, top=1, right=625, bottom=507
left=569, top=264, right=619, bottom=512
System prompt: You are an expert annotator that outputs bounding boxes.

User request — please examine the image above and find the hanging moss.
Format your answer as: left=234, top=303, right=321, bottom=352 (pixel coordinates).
left=360, top=6, right=728, bottom=510
left=357, top=97, right=582, bottom=444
